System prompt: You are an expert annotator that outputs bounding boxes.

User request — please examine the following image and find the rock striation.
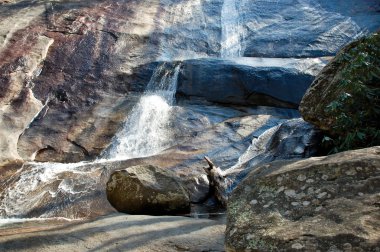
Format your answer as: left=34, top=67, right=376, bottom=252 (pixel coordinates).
left=225, top=146, right=380, bottom=251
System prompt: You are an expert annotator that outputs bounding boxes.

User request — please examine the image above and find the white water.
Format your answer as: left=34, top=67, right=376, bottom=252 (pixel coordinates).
left=224, top=125, right=280, bottom=174
left=220, top=0, right=243, bottom=57
left=0, top=64, right=181, bottom=220
left=0, top=161, right=104, bottom=219
left=105, top=63, right=181, bottom=160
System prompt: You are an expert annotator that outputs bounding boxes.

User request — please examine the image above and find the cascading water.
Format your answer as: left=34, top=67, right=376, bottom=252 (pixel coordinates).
left=0, top=161, right=110, bottom=219
left=223, top=125, right=280, bottom=175
left=0, top=63, right=181, bottom=221
left=220, top=0, right=243, bottom=58
left=105, top=63, right=181, bottom=160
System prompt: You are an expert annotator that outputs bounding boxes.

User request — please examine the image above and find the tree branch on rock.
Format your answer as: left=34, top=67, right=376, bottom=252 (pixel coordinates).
left=203, top=156, right=229, bottom=207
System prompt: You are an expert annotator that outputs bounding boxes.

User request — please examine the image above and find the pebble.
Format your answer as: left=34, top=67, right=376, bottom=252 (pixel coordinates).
left=291, top=202, right=299, bottom=206
left=346, top=169, right=357, bottom=176
left=317, top=192, right=327, bottom=199
left=285, top=189, right=296, bottom=197
left=276, top=186, right=285, bottom=194
left=297, top=174, right=306, bottom=181
left=322, top=175, right=329, bottom=180
left=303, top=201, right=310, bottom=206
left=250, top=199, right=258, bottom=205
left=315, top=206, right=323, bottom=212
left=291, top=243, right=304, bottom=250
left=306, top=179, right=314, bottom=183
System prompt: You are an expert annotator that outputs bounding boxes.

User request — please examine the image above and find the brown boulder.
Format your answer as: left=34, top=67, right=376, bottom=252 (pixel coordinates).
left=106, top=165, right=191, bottom=215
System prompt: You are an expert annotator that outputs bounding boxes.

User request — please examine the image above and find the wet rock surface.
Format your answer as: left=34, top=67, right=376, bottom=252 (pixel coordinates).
left=106, top=165, right=191, bottom=215
left=240, top=0, right=380, bottom=57
left=178, top=58, right=325, bottom=108
left=1, top=0, right=378, bottom=163
left=225, top=146, right=380, bottom=251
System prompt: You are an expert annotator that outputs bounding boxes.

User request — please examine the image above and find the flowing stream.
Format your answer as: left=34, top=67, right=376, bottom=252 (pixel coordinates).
left=0, top=63, right=182, bottom=221
left=220, top=0, right=242, bottom=57
left=105, top=63, right=181, bottom=160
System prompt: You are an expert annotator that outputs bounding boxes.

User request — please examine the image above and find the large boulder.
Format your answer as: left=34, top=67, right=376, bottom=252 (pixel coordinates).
left=300, top=32, right=380, bottom=151
left=106, top=165, right=191, bottom=215
left=177, top=58, right=325, bottom=108
left=225, top=146, right=380, bottom=251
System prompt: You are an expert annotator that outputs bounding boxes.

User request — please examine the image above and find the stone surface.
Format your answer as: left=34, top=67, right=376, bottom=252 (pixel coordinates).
left=0, top=213, right=226, bottom=252
left=226, top=146, right=380, bottom=251
left=240, top=0, right=380, bottom=57
left=106, top=165, right=191, bottom=215
left=1, top=0, right=378, bottom=163
left=225, top=118, right=322, bottom=187
left=178, top=58, right=326, bottom=108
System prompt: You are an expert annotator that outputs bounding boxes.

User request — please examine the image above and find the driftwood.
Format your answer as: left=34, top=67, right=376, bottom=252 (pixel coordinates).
left=203, top=156, right=228, bottom=207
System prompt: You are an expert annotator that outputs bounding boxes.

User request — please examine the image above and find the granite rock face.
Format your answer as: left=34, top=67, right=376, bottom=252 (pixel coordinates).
left=225, top=146, right=380, bottom=251
left=106, top=165, right=191, bottom=215
left=240, top=0, right=380, bottom=57
left=1, top=0, right=379, bottom=163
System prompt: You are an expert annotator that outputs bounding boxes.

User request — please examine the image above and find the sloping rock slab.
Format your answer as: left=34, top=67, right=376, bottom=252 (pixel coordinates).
left=240, top=0, right=380, bottom=57
left=0, top=213, right=225, bottom=252
left=106, top=165, right=191, bottom=215
left=226, top=146, right=380, bottom=251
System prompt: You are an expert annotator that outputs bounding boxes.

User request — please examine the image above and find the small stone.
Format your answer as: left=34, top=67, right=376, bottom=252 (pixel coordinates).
left=315, top=206, right=323, bottom=212
left=291, top=243, right=304, bottom=250
left=297, top=174, right=307, bottom=181
left=250, top=199, right=258, bottom=205
left=276, top=186, right=285, bottom=194
left=346, top=169, right=357, bottom=176
left=307, top=187, right=315, bottom=194
left=303, top=201, right=310, bottom=206
left=343, top=243, right=352, bottom=252
left=312, top=199, right=320, bottom=205
left=356, top=167, right=363, bottom=171
left=296, top=192, right=306, bottom=199
left=317, top=192, right=327, bottom=199
left=291, top=202, right=299, bottom=206
left=263, top=201, right=273, bottom=208
left=285, top=189, right=296, bottom=198
left=277, top=176, right=283, bottom=183
left=358, top=192, right=364, bottom=196
left=306, top=179, right=314, bottom=183
left=322, top=175, right=329, bottom=180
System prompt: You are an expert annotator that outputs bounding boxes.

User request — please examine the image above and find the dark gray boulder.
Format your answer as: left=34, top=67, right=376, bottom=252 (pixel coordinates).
left=177, top=58, right=325, bottom=108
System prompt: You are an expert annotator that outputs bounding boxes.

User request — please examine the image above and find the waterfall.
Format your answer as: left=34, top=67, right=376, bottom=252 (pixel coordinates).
left=105, top=63, right=181, bottom=160
left=0, top=63, right=181, bottom=221
left=220, top=0, right=242, bottom=58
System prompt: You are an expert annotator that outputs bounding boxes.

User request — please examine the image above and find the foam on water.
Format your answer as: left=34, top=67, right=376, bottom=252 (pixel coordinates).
left=105, top=63, right=181, bottom=160
left=224, top=125, right=280, bottom=174
left=220, top=0, right=243, bottom=57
